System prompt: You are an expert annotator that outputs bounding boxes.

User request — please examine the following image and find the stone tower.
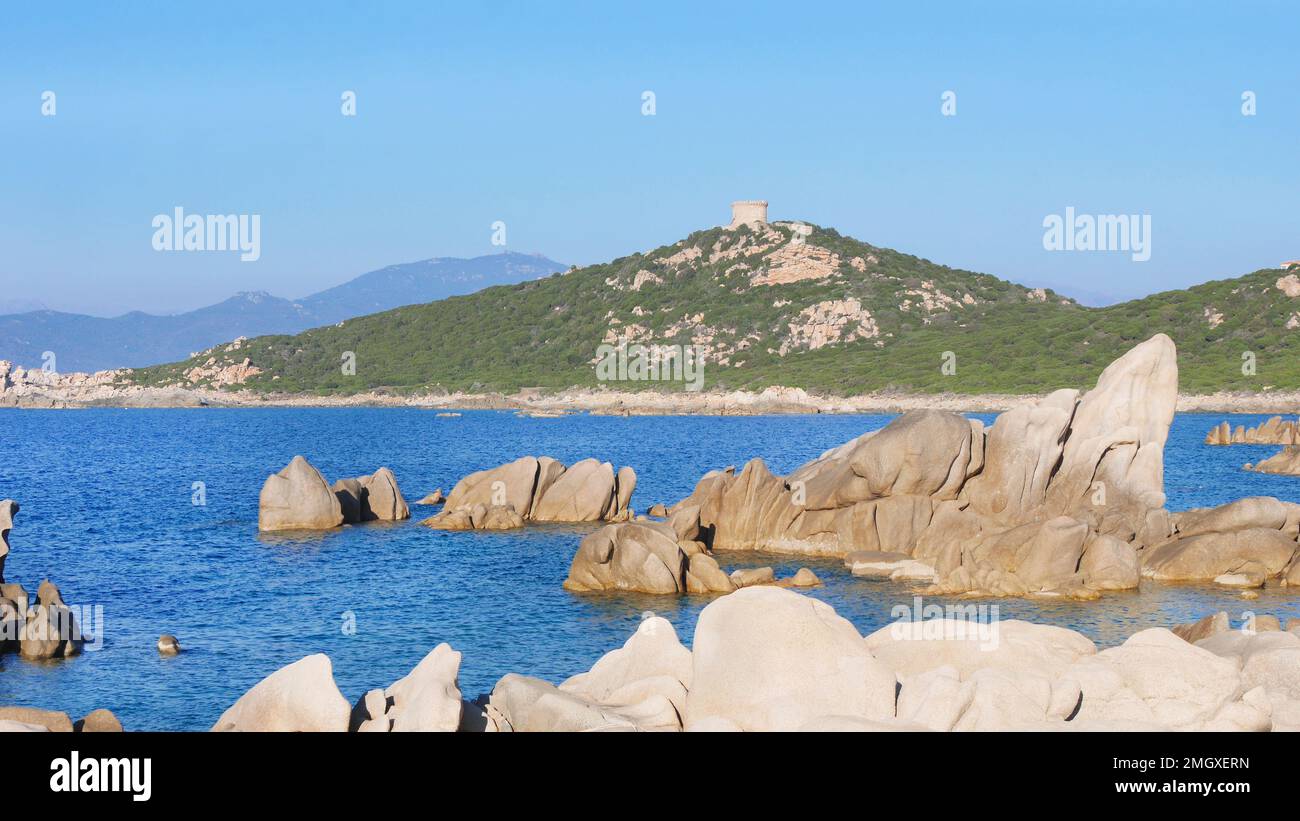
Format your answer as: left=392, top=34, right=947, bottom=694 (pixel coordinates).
left=729, top=200, right=768, bottom=228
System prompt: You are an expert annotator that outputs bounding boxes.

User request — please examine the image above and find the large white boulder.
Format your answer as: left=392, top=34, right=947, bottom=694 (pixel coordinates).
left=684, top=587, right=896, bottom=731
left=1060, top=628, right=1255, bottom=730
left=212, top=653, right=351, bottom=732
left=382, top=643, right=464, bottom=732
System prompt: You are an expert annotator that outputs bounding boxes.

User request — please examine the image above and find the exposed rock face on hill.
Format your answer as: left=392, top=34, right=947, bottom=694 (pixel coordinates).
left=1206, top=415, right=1300, bottom=445
left=1245, top=446, right=1300, bottom=476
left=421, top=457, right=636, bottom=531
left=618, top=334, right=1300, bottom=599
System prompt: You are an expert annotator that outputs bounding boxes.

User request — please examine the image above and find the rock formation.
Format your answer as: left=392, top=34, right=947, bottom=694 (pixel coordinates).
left=0, top=508, right=85, bottom=661
left=0, top=499, right=15, bottom=583
left=1245, top=446, right=1300, bottom=476
left=212, top=653, right=351, bottom=731
left=259, top=457, right=412, bottom=531
left=685, top=587, right=897, bottom=731
left=258, top=456, right=344, bottom=532
left=487, top=615, right=691, bottom=731
left=1206, top=416, right=1300, bottom=445
left=636, top=334, right=1300, bottom=599
left=205, top=588, right=1300, bottom=732
left=1143, top=497, right=1300, bottom=586
left=563, top=521, right=736, bottom=594
left=422, top=456, right=636, bottom=530
left=415, top=489, right=444, bottom=505
left=333, top=467, right=410, bottom=523
left=352, top=643, right=463, bottom=732
left=20, top=580, right=83, bottom=660
left=158, top=634, right=181, bottom=655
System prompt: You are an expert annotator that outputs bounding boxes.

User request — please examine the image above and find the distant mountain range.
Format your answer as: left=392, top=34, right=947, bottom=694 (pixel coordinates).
left=133, top=218, right=1300, bottom=397
left=0, top=252, right=567, bottom=371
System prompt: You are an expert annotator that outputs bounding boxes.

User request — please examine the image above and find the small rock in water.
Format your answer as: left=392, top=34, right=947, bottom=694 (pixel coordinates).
left=158, top=634, right=181, bottom=655
left=788, top=567, right=821, bottom=587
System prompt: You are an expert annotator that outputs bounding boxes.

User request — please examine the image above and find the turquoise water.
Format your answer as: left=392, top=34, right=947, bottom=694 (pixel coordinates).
left=0, top=408, right=1297, bottom=730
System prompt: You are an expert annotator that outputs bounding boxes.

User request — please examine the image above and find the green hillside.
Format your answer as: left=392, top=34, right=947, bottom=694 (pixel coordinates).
left=130, top=220, right=1300, bottom=396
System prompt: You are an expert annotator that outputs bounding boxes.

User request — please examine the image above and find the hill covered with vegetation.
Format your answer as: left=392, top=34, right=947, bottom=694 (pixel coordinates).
left=129, top=220, right=1300, bottom=397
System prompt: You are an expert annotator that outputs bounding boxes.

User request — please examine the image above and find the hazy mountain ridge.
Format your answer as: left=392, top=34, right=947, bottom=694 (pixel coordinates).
left=0, top=252, right=566, bottom=371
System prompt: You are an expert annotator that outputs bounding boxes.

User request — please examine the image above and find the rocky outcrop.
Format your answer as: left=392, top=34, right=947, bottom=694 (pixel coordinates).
left=423, top=456, right=636, bottom=530
left=0, top=508, right=85, bottom=661
left=212, top=653, right=351, bottom=731
left=259, top=458, right=413, bottom=531
left=655, top=336, right=1175, bottom=598
left=487, top=615, right=692, bottom=732
left=685, top=587, right=897, bottom=731
left=19, top=580, right=83, bottom=660
left=415, top=489, right=444, bottom=505
left=353, top=644, right=463, bottom=732
left=75, top=709, right=124, bottom=732
left=653, top=335, right=1300, bottom=599
left=1173, top=611, right=1231, bottom=643
left=258, top=456, right=344, bottom=532
left=1206, top=416, right=1300, bottom=445
left=1245, top=446, right=1300, bottom=475
left=1062, top=629, right=1272, bottom=730
left=0, top=706, right=75, bottom=732
left=563, top=521, right=735, bottom=594
left=198, top=589, right=1300, bottom=732
left=0, top=499, right=15, bottom=583
left=1142, top=497, right=1300, bottom=585
left=333, top=467, right=410, bottom=523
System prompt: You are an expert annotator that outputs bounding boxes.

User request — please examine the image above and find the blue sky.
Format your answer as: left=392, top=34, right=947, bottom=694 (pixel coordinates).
left=1, top=1, right=1296, bottom=315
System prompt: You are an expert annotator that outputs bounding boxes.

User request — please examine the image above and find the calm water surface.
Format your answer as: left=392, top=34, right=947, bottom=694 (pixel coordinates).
left=1, top=408, right=1298, bottom=730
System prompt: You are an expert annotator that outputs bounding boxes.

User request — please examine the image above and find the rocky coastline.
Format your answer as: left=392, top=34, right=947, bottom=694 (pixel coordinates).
left=8, top=334, right=1300, bottom=732
left=6, top=359, right=1300, bottom=415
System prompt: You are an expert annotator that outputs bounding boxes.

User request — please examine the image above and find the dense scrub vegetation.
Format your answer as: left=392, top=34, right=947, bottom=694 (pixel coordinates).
left=132, top=222, right=1300, bottom=397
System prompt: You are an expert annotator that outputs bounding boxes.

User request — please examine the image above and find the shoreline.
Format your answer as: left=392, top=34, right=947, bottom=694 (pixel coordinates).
left=2, top=380, right=1299, bottom=414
